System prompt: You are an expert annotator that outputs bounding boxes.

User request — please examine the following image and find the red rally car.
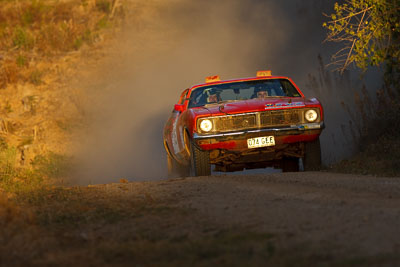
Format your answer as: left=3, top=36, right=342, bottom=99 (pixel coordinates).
left=163, top=71, right=324, bottom=177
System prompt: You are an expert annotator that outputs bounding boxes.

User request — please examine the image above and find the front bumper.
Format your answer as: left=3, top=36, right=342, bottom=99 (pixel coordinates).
left=193, top=122, right=324, bottom=151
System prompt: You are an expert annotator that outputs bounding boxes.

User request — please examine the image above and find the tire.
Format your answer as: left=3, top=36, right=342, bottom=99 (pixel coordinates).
left=303, top=138, right=321, bottom=171
left=282, top=157, right=299, bottom=172
left=189, top=141, right=211, bottom=176
left=167, top=153, right=189, bottom=178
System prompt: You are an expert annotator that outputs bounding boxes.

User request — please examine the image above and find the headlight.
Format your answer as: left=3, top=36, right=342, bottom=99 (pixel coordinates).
left=199, top=119, right=213, bottom=132
left=305, top=109, right=318, bottom=122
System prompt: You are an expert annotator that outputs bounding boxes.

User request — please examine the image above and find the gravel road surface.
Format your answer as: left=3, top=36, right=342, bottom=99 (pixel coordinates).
left=15, top=171, right=399, bottom=266
left=132, top=171, right=400, bottom=265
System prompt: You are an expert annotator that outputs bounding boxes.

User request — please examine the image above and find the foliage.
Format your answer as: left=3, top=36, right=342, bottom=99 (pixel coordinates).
left=0, top=146, right=72, bottom=195
left=0, top=0, right=124, bottom=86
left=0, top=146, right=18, bottom=184
left=329, top=128, right=400, bottom=176
left=96, top=0, right=112, bottom=14
left=12, top=27, right=34, bottom=49
left=323, top=0, right=400, bottom=89
left=29, top=69, right=43, bottom=85
left=0, top=146, right=44, bottom=193
left=16, top=54, right=27, bottom=67
left=31, top=152, right=72, bottom=179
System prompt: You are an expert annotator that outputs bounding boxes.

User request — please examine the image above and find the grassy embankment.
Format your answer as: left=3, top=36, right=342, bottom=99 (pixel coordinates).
left=0, top=1, right=124, bottom=262
left=0, top=0, right=131, bottom=263
left=0, top=0, right=124, bottom=192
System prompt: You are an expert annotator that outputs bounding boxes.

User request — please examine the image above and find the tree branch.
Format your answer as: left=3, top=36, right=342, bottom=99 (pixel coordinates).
left=341, top=8, right=369, bottom=73
left=328, top=6, right=373, bottom=24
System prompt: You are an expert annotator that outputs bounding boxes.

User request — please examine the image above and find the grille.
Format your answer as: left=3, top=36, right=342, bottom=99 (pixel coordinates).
left=214, top=114, right=257, bottom=132
left=260, top=110, right=301, bottom=127
left=205, top=109, right=303, bottom=133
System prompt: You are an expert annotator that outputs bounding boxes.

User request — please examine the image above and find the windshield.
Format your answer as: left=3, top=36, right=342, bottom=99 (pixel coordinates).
left=188, top=79, right=301, bottom=108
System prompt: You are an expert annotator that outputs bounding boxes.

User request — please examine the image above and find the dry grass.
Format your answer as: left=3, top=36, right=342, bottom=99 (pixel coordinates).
left=306, top=56, right=400, bottom=177
left=330, top=83, right=400, bottom=177
left=0, top=2, right=126, bottom=229
left=329, top=110, right=400, bottom=177
left=0, top=0, right=125, bottom=181
left=0, top=0, right=122, bottom=87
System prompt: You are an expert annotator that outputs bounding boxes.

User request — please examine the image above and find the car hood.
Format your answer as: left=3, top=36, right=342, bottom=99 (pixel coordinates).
left=191, top=98, right=313, bottom=116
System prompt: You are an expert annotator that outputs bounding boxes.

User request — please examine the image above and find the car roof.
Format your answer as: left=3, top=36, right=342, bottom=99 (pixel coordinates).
left=189, top=76, right=292, bottom=90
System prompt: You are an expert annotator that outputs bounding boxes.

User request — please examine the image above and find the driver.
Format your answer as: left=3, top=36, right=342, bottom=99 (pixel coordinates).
left=252, top=85, right=269, bottom=99
left=207, top=93, right=218, bottom=103
left=257, top=90, right=268, bottom=99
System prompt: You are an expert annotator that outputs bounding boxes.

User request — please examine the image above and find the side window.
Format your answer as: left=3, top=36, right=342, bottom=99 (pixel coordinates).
left=281, top=80, right=301, bottom=97
left=178, top=89, right=189, bottom=104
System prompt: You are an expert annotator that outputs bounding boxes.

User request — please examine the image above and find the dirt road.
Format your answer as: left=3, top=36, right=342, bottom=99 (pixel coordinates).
left=4, top=172, right=400, bottom=266
left=138, top=172, right=400, bottom=264
left=167, top=172, right=400, bottom=258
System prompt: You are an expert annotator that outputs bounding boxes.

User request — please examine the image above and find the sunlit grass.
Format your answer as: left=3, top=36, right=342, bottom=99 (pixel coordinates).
left=0, top=146, right=72, bottom=197
left=0, top=0, right=122, bottom=86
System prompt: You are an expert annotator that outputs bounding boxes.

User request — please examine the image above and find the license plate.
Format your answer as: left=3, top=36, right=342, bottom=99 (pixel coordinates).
left=247, top=136, right=275, bottom=148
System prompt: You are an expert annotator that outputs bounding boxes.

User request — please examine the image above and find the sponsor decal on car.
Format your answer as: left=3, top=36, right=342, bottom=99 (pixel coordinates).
left=265, top=102, right=305, bottom=110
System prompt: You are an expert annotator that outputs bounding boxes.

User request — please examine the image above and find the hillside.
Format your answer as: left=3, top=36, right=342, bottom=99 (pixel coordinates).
left=0, top=0, right=125, bottom=180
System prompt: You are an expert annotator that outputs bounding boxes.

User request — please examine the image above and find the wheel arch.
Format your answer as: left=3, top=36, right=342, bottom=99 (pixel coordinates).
left=163, top=140, right=173, bottom=158
left=183, top=127, right=191, bottom=153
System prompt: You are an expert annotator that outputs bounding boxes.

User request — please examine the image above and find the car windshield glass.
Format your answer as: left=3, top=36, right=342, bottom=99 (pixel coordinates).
left=188, top=79, right=301, bottom=108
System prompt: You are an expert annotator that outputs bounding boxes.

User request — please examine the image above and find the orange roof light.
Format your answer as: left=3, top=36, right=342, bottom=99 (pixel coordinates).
left=205, top=75, right=221, bottom=83
left=257, top=70, right=272, bottom=77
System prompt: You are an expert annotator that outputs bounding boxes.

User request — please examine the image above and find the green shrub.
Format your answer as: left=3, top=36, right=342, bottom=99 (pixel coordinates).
left=0, top=148, right=72, bottom=195
left=16, top=54, right=27, bottom=67
left=0, top=137, right=7, bottom=150
left=0, top=146, right=44, bottom=194
left=74, top=30, right=94, bottom=50
left=30, top=70, right=42, bottom=85
left=21, top=0, right=48, bottom=26
left=96, top=0, right=112, bottom=14
left=4, top=101, right=13, bottom=113
left=0, top=147, right=17, bottom=184
left=12, top=27, right=34, bottom=49
left=96, top=16, right=110, bottom=30
left=31, top=152, right=72, bottom=179
left=73, top=37, right=84, bottom=50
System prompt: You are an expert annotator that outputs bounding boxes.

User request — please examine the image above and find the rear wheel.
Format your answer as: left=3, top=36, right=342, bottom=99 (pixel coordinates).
left=303, top=138, right=321, bottom=171
left=282, top=157, right=299, bottom=172
left=189, top=141, right=211, bottom=176
left=167, top=153, right=189, bottom=178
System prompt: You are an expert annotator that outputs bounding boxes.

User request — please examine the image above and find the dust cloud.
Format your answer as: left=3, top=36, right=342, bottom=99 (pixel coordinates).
left=72, top=0, right=381, bottom=184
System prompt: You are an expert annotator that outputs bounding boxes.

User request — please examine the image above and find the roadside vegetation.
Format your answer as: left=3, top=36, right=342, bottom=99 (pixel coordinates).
left=0, top=1, right=126, bottom=263
left=0, top=0, right=124, bottom=194
left=0, top=1, right=125, bottom=262
left=323, top=0, right=400, bottom=177
left=0, top=0, right=122, bottom=86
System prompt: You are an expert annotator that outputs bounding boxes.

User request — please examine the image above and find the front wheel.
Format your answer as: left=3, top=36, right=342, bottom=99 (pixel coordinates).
left=303, top=138, right=321, bottom=171
left=189, top=141, right=211, bottom=176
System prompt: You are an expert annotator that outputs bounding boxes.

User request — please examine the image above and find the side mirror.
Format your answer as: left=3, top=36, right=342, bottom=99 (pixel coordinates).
left=174, top=104, right=185, bottom=112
